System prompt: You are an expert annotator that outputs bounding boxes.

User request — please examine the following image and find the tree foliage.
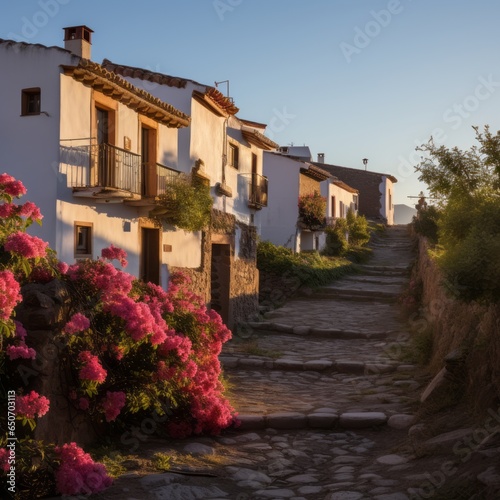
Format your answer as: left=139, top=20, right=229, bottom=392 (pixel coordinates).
left=414, top=126, right=500, bottom=303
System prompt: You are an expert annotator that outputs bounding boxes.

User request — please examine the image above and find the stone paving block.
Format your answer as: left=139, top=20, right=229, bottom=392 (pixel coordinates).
left=238, top=358, right=266, bottom=368
left=334, top=361, right=366, bottom=373
left=274, top=359, right=304, bottom=370
left=388, top=414, right=415, bottom=429
left=364, top=363, right=396, bottom=374
left=266, top=411, right=307, bottom=429
left=236, top=415, right=267, bottom=430
left=307, top=412, right=339, bottom=429
left=303, top=359, right=333, bottom=371
left=423, top=427, right=474, bottom=454
left=292, top=326, right=310, bottom=335
left=271, top=322, right=294, bottom=333
left=339, top=412, right=387, bottom=429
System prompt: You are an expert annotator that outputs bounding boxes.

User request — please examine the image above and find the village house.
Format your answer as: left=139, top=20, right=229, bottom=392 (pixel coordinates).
left=313, top=154, right=397, bottom=225
left=256, top=148, right=358, bottom=253
left=0, top=26, right=276, bottom=328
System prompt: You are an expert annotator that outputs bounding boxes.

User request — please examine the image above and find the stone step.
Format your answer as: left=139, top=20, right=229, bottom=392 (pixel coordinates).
left=242, top=321, right=395, bottom=339
left=220, top=355, right=413, bottom=376
left=236, top=411, right=389, bottom=431
left=301, top=290, right=397, bottom=302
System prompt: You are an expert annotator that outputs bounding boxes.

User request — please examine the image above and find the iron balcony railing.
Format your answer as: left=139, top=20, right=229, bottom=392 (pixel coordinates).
left=156, top=163, right=182, bottom=195
left=61, top=143, right=141, bottom=194
left=243, top=172, right=268, bottom=209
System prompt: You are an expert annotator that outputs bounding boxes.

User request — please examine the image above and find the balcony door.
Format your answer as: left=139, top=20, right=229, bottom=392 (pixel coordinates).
left=141, top=125, right=157, bottom=196
left=96, top=107, right=115, bottom=187
left=141, top=227, right=160, bottom=285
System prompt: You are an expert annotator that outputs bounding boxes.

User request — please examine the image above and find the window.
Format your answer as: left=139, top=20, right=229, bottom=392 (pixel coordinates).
left=353, top=194, right=359, bottom=211
left=74, top=222, right=92, bottom=258
left=228, top=143, right=239, bottom=169
left=21, top=88, right=41, bottom=116
left=331, top=196, right=336, bottom=218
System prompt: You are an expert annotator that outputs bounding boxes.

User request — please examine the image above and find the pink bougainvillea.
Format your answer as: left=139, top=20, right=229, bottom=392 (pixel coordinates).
left=4, top=231, right=48, bottom=259
left=17, top=200, right=43, bottom=221
left=101, top=244, right=128, bottom=268
left=15, top=391, right=50, bottom=419
left=101, top=391, right=126, bottom=422
left=64, top=313, right=90, bottom=334
left=54, top=442, right=113, bottom=495
left=0, top=448, right=10, bottom=472
left=0, top=270, right=21, bottom=320
left=78, top=351, right=107, bottom=383
left=6, top=342, right=36, bottom=360
left=0, top=173, right=26, bottom=197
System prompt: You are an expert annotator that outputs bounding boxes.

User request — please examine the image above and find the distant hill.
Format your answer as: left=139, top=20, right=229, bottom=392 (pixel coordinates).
left=394, top=204, right=417, bottom=225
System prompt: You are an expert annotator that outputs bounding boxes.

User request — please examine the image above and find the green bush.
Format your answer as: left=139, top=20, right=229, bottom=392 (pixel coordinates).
left=323, top=218, right=349, bottom=256
left=437, top=192, right=500, bottom=302
left=257, top=240, right=353, bottom=289
left=412, top=205, right=441, bottom=244
left=346, top=209, right=370, bottom=247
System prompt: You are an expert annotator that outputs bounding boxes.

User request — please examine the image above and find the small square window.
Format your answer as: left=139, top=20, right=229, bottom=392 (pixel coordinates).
left=21, top=88, right=41, bottom=116
left=228, top=143, right=239, bottom=169
left=75, top=222, right=92, bottom=257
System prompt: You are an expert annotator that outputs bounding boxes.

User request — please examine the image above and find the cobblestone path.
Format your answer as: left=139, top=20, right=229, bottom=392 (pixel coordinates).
left=93, top=227, right=484, bottom=500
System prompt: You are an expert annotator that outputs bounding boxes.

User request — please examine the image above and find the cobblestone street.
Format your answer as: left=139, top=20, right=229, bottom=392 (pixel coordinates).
left=91, top=227, right=492, bottom=500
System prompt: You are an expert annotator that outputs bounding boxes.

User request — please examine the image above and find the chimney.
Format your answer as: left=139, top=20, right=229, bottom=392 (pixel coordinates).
left=317, top=153, right=325, bottom=163
left=63, top=25, right=93, bottom=59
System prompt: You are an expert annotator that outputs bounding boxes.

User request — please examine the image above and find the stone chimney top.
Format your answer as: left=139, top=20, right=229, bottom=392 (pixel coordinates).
left=317, top=153, right=325, bottom=163
left=63, top=25, right=93, bottom=59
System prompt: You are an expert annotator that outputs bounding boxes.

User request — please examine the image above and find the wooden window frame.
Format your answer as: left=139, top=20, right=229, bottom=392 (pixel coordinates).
left=228, top=143, right=239, bottom=169
left=21, top=87, right=41, bottom=116
left=74, top=222, right=93, bottom=258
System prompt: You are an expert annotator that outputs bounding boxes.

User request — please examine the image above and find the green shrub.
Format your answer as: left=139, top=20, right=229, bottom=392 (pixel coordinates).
left=257, top=240, right=353, bottom=289
left=412, top=205, right=441, bottom=244
left=322, top=218, right=349, bottom=256
left=437, top=192, right=500, bottom=302
left=346, top=209, right=370, bottom=247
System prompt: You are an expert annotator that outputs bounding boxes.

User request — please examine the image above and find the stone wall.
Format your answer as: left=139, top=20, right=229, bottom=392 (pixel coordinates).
left=171, top=221, right=259, bottom=330
left=16, top=280, right=100, bottom=446
left=415, top=236, right=500, bottom=411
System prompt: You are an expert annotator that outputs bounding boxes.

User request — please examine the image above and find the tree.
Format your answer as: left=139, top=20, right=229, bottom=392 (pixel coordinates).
left=415, top=125, right=500, bottom=201
left=413, top=126, right=500, bottom=302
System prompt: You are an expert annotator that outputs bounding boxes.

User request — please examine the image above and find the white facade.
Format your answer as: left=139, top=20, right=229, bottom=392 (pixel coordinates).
left=0, top=38, right=201, bottom=286
left=258, top=152, right=331, bottom=252
left=379, top=176, right=395, bottom=225
left=102, top=61, right=275, bottom=231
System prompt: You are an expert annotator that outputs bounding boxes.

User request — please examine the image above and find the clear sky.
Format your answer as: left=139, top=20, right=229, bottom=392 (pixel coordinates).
left=2, top=0, right=500, bottom=205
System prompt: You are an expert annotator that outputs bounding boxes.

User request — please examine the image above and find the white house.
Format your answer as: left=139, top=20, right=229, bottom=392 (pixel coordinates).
left=0, top=27, right=195, bottom=290
left=313, top=156, right=397, bottom=225
left=0, top=26, right=277, bottom=327
left=257, top=151, right=333, bottom=252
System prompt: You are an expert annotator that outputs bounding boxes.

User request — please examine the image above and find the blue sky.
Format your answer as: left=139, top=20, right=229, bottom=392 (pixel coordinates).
left=2, top=0, right=500, bottom=205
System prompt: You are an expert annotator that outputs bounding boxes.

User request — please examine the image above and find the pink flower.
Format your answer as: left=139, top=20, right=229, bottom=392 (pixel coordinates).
left=0, top=270, right=21, bottom=320
left=64, top=313, right=90, bottom=334
left=101, top=244, right=128, bottom=268
left=101, top=391, right=126, bottom=422
left=0, top=173, right=26, bottom=198
left=18, top=201, right=43, bottom=220
left=78, top=351, right=107, bottom=383
left=0, top=448, right=10, bottom=472
left=6, top=342, right=36, bottom=360
left=78, top=398, right=90, bottom=410
left=55, top=442, right=113, bottom=495
left=16, top=391, right=50, bottom=419
left=0, top=203, right=16, bottom=218
left=4, top=231, right=48, bottom=259
left=57, top=261, right=69, bottom=274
